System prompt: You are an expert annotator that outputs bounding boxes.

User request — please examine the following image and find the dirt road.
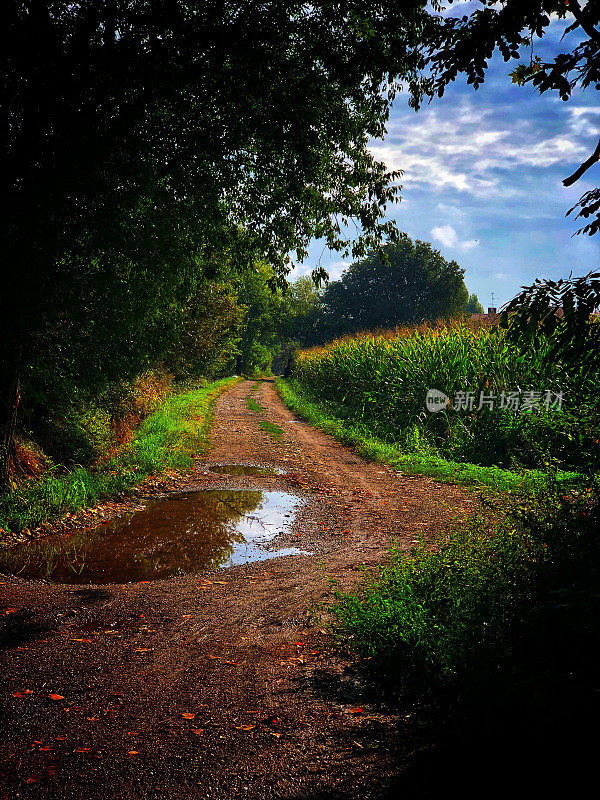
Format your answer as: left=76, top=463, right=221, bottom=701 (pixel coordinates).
left=0, top=380, right=474, bottom=799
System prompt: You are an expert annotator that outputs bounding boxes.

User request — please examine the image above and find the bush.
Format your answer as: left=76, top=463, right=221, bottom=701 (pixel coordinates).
left=334, top=518, right=538, bottom=685
left=0, top=377, right=237, bottom=534
left=333, top=491, right=600, bottom=688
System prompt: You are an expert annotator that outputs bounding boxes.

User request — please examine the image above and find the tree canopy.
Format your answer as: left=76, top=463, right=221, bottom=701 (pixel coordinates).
left=1, top=0, right=436, bottom=478
left=316, top=236, right=469, bottom=340
left=466, top=293, right=485, bottom=314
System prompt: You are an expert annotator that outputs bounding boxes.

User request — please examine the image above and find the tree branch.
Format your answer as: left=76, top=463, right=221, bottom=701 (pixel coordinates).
left=568, top=0, right=600, bottom=45
left=563, top=138, right=600, bottom=187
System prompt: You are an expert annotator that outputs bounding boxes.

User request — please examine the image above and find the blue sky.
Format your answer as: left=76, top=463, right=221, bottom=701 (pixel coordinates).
left=291, top=5, right=600, bottom=311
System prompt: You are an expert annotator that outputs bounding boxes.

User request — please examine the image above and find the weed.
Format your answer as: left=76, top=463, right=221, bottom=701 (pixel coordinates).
left=247, top=397, right=264, bottom=413
left=259, top=420, right=284, bottom=443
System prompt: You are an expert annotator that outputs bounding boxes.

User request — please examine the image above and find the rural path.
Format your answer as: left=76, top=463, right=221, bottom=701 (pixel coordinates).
left=0, top=380, right=475, bottom=799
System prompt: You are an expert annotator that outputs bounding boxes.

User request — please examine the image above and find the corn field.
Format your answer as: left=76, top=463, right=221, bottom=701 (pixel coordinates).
left=291, top=322, right=579, bottom=468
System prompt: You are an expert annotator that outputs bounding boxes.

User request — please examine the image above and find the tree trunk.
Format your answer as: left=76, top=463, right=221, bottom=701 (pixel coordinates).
left=0, top=375, right=21, bottom=487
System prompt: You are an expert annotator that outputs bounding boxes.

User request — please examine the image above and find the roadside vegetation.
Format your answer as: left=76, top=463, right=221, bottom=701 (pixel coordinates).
left=276, top=377, right=560, bottom=493
left=0, top=377, right=237, bottom=535
left=280, top=276, right=600, bottom=716
left=280, top=320, right=595, bottom=486
left=334, top=491, right=599, bottom=690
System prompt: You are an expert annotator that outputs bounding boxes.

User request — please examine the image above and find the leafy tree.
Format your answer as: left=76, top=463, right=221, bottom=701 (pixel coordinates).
left=1, top=0, right=437, bottom=481
left=501, top=271, right=600, bottom=479
left=316, top=236, right=469, bottom=340
left=282, top=276, right=324, bottom=346
left=466, top=293, right=485, bottom=314
left=233, top=263, right=288, bottom=376
left=163, top=283, right=245, bottom=380
left=501, top=271, right=600, bottom=388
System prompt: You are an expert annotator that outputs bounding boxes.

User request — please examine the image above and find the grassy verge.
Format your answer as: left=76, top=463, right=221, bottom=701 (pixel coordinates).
left=275, top=379, right=578, bottom=494
left=0, top=377, right=239, bottom=535
left=332, top=491, right=600, bottom=691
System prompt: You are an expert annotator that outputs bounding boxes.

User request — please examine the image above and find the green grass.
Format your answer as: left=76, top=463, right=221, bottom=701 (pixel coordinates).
left=246, top=388, right=283, bottom=442
left=332, top=492, right=600, bottom=689
left=259, top=420, right=284, bottom=443
left=275, top=379, right=578, bottom=493
left=0, top=376, right=239, bottom=535
left=246, top=397, right=264, bottom=413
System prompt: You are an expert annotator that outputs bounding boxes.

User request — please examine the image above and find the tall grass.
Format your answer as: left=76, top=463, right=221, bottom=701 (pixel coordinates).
left=0, top=377, right=238, bottom=535
left=290, top=322, right=592, bottom=473
left=275, top=378, right=566, bottom=492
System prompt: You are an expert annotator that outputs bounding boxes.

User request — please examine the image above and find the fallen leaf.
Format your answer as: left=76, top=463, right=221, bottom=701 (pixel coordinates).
left=234, top=724, right=255, bottom=731
left=192, top=728, right=204, bottom=735
left=127, top=751, right=139, bottom=756
left=350, top=707, right=364, bottom=715
left=48, top=694, right=65, bottom=701
left=182, top=712, right=196, bottom=720
left=74, top=748, right=91, bottom=753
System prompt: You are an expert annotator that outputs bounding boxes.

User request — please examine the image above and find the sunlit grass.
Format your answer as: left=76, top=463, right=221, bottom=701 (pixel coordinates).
left=0, top=377, right=239, bottom=535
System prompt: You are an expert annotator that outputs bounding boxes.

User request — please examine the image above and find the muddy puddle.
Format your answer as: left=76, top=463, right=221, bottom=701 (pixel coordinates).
left=0, top=490, right=308, bottom=585
left=208, top=464, right=280, bottom=476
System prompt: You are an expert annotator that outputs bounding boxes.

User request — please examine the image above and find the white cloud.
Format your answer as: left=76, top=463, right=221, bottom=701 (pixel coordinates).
left=431, top=224, right=479, bottom=251
left=369, top=100, right=591, bottom=200
left=431, top=224, right=458, bottom=248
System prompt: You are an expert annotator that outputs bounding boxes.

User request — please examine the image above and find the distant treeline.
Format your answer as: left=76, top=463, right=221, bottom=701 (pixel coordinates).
left=288, top=237, right=483, bottom=347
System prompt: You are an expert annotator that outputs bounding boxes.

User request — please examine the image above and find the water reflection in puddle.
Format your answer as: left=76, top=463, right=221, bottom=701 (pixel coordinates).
left=0, top=490, right=308, bottom=585
left=209, top=464, right=280, bottom=476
